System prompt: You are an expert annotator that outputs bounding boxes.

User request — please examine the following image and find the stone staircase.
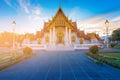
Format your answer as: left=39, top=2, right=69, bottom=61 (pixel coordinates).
left=47, top=44, right=74, bottom=51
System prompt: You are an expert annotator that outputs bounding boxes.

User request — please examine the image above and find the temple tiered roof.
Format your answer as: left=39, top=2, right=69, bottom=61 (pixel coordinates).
left=41, top=7, right=100, bottom=40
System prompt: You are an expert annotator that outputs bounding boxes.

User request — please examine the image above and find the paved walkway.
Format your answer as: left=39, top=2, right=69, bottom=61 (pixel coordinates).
left=0, top=51, right=120, bottom=80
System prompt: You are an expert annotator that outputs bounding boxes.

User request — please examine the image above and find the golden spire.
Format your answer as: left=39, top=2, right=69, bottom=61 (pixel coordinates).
left=59, top=0, right=62, bottom=8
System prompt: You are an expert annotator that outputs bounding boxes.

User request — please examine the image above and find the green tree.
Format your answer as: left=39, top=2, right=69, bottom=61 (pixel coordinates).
left=89, top=45, right=99, bottom=54
left=111, top=28, right=120, bottom=41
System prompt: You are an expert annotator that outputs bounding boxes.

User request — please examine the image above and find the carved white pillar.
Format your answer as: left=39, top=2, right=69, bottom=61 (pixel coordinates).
left=69, top=28, right=71, bottom=45
left=51, top=28, right=53, bottom=45
left=65, top=27, right=68, bottom=46
left=53, top=27, right=55, bottom=46
left=54, top=27, right=56, bottom=44
left=49, top=28, right=52, bottom=45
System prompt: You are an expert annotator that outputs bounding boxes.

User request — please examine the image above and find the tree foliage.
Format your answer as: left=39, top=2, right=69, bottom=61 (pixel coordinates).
left=111, top=28, right=120, bottom=41
left=0, top=32, right=37, bottom=47
left=89, top=45, right=99, bottom=54
left=23, top=46, right=33, bottom=55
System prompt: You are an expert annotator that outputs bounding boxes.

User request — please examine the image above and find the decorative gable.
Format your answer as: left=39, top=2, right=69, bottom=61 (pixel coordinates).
left=46, top=8, right=74, bottom=29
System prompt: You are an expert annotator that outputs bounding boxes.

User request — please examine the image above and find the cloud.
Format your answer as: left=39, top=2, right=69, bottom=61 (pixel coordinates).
left=69, top=7, right=79, bottom=20
left=4, top=0, right=30, bottom=14
left=3, top=0, right=44, bottom=33
left=4, top=0, right=25, bottom=13
left=4, top=0, right=43, bottom=20
left=17, top=0, right=42, bottom=16
left=4, top=0, right=18, bottom=9
left=5, top=0, right=12, bottom=7
left=31, top=7, right=41, bottom=15
left=111, top=16, right=120, bottom=23
left=17, top=0, right=30, bottom=14
left=68, top=7, right=92, bottom=21
left=77, top=11, right=120, bottom=36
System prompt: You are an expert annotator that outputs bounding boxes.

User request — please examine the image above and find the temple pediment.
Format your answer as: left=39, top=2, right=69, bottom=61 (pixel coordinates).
left=45, top=8, right=74, bottom=29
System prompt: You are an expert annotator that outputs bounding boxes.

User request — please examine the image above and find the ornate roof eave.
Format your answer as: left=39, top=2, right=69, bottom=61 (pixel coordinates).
left=46, top=8, right=74, bottom=29
left=76, top=29, right=86, bottom=38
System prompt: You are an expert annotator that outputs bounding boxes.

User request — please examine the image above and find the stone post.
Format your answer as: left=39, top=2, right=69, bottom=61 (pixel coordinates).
left=69, top=28, right=71, bottom=45
left=65, top=27, right=69, bottom=46
left=49, top=28, right=52, bottom=45
left=53, top=27, right=55, bottom=46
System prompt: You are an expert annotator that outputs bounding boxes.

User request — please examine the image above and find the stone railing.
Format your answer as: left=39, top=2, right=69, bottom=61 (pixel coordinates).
left=74, top=44, right=102, bottom=50
left=22, top=44, right=47, bottom=50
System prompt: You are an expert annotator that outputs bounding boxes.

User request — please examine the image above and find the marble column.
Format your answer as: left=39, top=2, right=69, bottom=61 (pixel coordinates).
left=65, top=27, right=68, bottom=46
left=51, top=28, right=53, bottom=46
left=69, top=28, right=71, bottom=45
left=53, top=27, right=55, bottom=46
left=49, top=28, right=52, bottom=45
left=54, top=28, right=56, bottom=44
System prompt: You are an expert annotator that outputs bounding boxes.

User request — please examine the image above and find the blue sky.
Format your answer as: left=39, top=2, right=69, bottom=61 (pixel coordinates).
left=0, top=0, right=120, bottom=35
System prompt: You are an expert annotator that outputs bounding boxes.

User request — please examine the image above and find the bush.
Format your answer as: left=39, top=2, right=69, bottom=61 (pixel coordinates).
left=86, top=52, right=120, bottom=69
left=23, top=46, right=32, bottom=55
left=10, top=50, right=21, bottom=57
left=89, top=45, right=99, bottom=54
left=114, top=44, right=120, bottom=48
left=110, top=43, right=117, bottom=48
left=94, top=60, right=103, bottom=64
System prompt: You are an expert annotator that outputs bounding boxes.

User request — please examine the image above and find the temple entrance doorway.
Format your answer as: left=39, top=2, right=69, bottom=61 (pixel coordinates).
left=56, top=32, right=64, bottom=45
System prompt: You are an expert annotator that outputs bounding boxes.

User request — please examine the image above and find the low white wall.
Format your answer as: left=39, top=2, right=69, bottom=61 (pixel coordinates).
left=74, top=43, right=102, bottom=50
left=22, top=44, right=47, bottom=50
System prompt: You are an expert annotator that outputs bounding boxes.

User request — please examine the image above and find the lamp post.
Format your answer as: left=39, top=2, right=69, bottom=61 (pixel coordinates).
left=105, top=20, right=109, bottom=48
left=12, top=21, right=16, bottom=49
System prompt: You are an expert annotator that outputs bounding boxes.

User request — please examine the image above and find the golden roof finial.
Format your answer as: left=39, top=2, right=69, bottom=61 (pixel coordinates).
left=59, top=0, right=62, bottom=8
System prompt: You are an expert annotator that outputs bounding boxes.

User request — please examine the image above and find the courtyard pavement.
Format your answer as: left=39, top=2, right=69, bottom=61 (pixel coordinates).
left=0, top=51, right=120, bottom=80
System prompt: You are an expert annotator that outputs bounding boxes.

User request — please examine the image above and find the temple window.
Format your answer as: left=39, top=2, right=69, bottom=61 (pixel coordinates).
left=55, top=21, right=65, bottom=25
left=72, top=36, right=75, bottom=43
left=80, top=38, right=83, bottom=44
left=45, top=36, right=49, bottom=43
